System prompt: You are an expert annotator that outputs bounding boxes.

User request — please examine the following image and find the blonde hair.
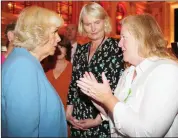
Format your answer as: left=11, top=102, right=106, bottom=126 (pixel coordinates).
left=14, top=6, right=64, bottom=51
left=121, top=13, right=177, bottom=61
left=78, top=2, right=112, bottom=36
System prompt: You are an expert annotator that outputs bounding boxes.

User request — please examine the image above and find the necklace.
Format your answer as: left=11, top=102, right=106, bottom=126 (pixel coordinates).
left=88, top=35, right=106, bottom=63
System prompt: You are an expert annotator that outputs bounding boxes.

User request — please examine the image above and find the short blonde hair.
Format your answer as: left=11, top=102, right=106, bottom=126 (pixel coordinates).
left=121, top=13, right=176, bottom=60
left=14, top=6, right=64, bottom=51
left=78, top=2, right=112, bottom=36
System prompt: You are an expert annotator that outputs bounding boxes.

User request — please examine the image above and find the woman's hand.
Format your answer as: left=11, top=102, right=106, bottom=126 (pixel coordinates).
left=78, top=114, right=102, bottom=129
left=66, top=105, right=83, bottom=129
left=77, top=72, right=113, bottom=104
left=66, top=105, right=102, bottom=130
left=77, top=72, right=119, bottom=114
left=66, top=114, right=84, bottom=129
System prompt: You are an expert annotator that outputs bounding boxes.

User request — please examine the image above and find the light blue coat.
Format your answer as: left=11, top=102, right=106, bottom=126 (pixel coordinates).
left=2, top=48, right=67, bottom=137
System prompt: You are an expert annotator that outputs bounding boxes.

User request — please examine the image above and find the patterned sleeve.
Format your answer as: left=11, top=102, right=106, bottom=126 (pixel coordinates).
left=67, top=45, right=81, bottom=105
left=108, top=38, right=124, bottom=92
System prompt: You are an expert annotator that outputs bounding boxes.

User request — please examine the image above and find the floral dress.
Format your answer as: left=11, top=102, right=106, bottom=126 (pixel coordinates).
left=67, top=37, right=124, bottom=138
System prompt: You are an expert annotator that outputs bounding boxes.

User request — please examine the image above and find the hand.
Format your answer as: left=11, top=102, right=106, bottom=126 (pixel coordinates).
left=77, top=72, right=113, bottom=104
left=66, top=105, right=83, bottom=129
left=66, top=114, right=83, bottom=129
left=78, top=114, right=102, bottom=129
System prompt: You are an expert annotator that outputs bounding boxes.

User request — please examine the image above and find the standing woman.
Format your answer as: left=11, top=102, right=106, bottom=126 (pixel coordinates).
left=77, top=14, right=178, bottom=137
left=46, top=34, right=72, bottom=110
left=2, top=6, right=67, bottom=137
left=66, top=2, right=124, bottom=138
left=45, top=34, right=72, bottom=136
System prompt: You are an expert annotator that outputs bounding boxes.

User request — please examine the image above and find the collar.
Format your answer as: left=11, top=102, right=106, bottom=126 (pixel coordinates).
left=72, top=42, right=77, bottom=48
left=135, top=56, right=160, bottom=76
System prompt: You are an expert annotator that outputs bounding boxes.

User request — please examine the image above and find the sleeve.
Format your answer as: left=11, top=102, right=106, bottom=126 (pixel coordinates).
left=109, top=39, right=124, bottom=91
left=67, top=45, right=81, bottom=105
left=101, top=68, right=131, bottom=121
left=113, top=64, right=178, bottom=137
left=3, top=58, right=40, bottom=137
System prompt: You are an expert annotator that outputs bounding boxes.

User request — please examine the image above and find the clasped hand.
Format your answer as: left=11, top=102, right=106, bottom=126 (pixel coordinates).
left=67, top=114, right=102, bottom=130
left=76, top=72, right=112, bottom=104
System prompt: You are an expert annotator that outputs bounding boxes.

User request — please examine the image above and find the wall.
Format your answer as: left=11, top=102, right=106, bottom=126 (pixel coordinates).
left=107, top=1, right=178, bottom=47
left=147, top=2, right=178, bottom=47
left=169, top=2, right=178, bottom=45
left=1, top=1, right=178, bottom=46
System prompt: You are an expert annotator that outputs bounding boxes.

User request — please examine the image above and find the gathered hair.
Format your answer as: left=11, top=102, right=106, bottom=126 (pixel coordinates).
left=57, top=34, right=72, bottom=61
left=5, top=21, right=16, bottom=36
left=14, top=6, right=64, bottom=51
left=5, top=21, right=16, bottom=48
left=121, top=13, right=177, bottom=61
left=78, top=2, right=112, bottom=36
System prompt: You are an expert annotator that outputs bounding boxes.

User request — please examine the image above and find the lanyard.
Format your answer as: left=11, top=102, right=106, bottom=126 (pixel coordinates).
left=88, top=35, right=105, bottom=63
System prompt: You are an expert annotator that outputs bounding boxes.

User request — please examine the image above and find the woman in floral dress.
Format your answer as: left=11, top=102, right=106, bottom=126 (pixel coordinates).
left=66, top=2, right=124, bottom=138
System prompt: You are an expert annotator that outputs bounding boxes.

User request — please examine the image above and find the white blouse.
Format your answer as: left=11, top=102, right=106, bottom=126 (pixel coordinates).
left=110, top=57, right=178, bottom=137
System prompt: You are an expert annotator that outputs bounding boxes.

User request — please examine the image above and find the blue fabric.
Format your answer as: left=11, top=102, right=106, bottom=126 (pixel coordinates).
left=2, top=48, right=67, bottom=137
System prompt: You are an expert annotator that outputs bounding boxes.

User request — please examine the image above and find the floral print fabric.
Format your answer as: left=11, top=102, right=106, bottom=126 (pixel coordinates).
left=67, top=38, right=124, bottom=138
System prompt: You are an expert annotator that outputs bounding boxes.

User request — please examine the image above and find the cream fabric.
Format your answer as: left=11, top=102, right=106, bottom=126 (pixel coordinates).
left=110, top=58, right=178, bottom=137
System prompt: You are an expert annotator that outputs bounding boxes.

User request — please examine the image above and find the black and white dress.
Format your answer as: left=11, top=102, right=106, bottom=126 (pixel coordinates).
left=67, top=37, right=124, bottom=138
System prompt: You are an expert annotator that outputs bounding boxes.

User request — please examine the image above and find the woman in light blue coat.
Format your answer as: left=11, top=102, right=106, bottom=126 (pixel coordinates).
left=2, top=6, right=67, bottom=137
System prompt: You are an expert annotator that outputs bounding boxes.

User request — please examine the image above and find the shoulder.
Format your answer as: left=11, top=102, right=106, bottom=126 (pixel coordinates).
left=143, top=59, right=178, bottom=96
left=6, top=56, right=35, bottom=69
left=152, top=59, right=178, bottom=75
left=2, top=53, right=38, bottom=77
left=67, top=61, right=73, bottom=69
left=76, top=42, right=89, bottom=53
left=80, top=42, right=90, bottom=48
left=141, top=59, right=178, bottom=86
left=106, top=37, right=122, bottom=53
left=45, top=69, right=53, bottom=76
left=106, top=37, right=119, bottom=45
left=66, top=62, right=73, bottom=76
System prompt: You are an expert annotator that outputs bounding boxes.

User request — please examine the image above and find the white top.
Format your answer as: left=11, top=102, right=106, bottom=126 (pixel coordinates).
left=110, top=57, right=178, bottom=137
left=71, top=42, right=78, bottom=64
